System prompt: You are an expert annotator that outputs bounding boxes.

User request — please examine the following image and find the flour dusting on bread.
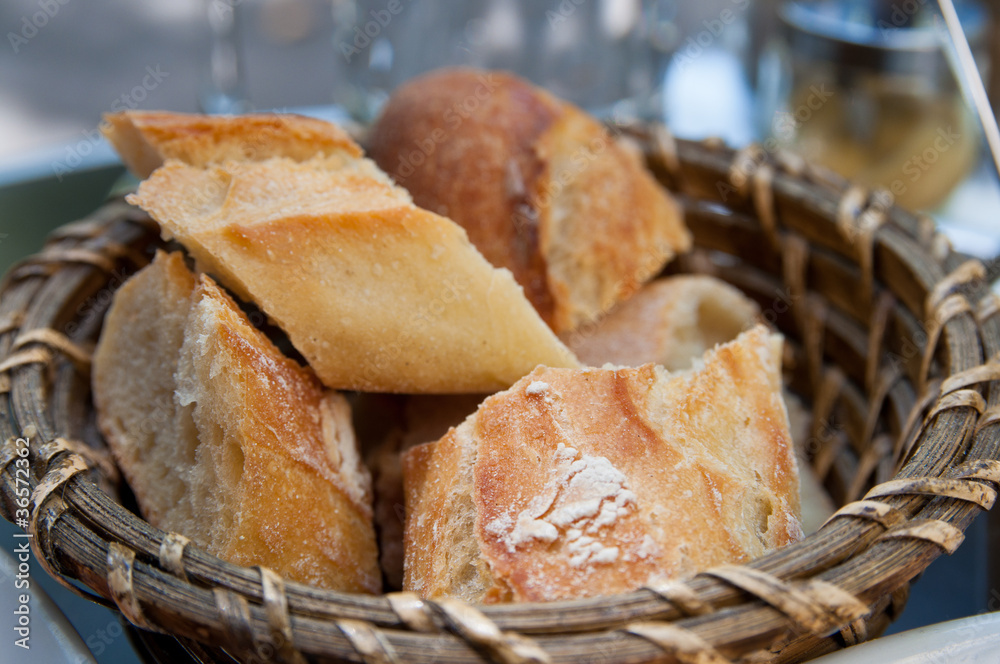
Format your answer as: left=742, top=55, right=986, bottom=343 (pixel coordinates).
left=488, top=442, right=637, bottom=569
left=403, top=324, right=802, bottom=603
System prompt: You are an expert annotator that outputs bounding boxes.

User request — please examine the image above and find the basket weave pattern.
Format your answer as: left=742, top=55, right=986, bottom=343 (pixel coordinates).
left=1, top=124, right=999, bottom=663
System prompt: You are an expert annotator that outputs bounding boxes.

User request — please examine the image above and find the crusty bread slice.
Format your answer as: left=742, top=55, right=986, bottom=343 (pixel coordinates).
left=402, top=325, right=801, bottom=603
left=560, top=274, right=836, bottom=532
left=90, top=251, right=198, bottom=527
left=101, top=110, right=361, bottom=178
left=355, top=393, right=487, bottom=589
left=563, top=275, right=761, bottom=370
left=93, top=251, right=381, bottom=592
left=127, top=155, right=580, bottom=393
left=369, top=69, right=692, bottom=333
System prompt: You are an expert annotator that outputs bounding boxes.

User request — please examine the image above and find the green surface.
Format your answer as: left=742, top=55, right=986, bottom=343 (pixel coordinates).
left=0, top=165, right=126, bottom=276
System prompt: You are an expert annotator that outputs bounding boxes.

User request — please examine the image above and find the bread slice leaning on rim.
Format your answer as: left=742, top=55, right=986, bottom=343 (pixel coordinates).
left=92, top=251, right=381, bottom=592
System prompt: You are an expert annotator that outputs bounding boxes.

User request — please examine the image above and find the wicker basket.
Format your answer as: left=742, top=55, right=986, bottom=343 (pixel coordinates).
left=1, top=123, right=999, bottom=664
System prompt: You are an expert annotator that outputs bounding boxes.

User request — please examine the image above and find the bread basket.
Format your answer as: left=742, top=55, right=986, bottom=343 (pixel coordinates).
left=1, top=121, right=998, bottom=664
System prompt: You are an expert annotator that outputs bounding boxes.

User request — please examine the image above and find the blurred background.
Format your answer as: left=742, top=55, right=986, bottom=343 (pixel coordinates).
left=1, top=0, right=999, bottom=252
left=1, top=1, right=999, bottom=662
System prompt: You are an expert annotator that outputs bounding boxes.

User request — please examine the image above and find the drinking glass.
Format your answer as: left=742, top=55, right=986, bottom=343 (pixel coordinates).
left=330, top=0, right=663, bottom=122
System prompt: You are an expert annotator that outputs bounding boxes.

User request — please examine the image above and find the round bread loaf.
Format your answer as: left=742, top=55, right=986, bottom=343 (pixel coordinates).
left=368, top=68, right=691, bottom=333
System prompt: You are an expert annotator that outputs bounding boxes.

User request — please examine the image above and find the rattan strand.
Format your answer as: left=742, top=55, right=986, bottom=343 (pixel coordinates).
left=643, top=580, right=713, bottom=617
left=624, top=622, right=732, bottom=664
left=976, top=292, right=1000, bottom=323
left=866, top=292, right=898, bottom=394
left=213, top=587, right=255, bottom=658
left=0, top=311, right=24, bottom=336
left=434, top=600, right=551, bottom=664
left=385, top=593, right=438, bottom=633
left=919, top=297, right=972, bottom=394
left=893, top=379, right=942, bottom=469
left=975, top=404, right=1000, bottom=435
left=260, top=567, right=308, bottom=664
left=875, top=519, right=965, bottom=554
left=751, top=163, right=779, bottom=250
left=27, top=453, right=91, bottom=595
left=12, top=328, right=93, bottom=369
left=108, top=542, right=157, bottom=631
left=159, top=533, right=191, bottom=581
left=702, top=566, right=868, bottom=636
left=339, top=618, right=400, bottom=664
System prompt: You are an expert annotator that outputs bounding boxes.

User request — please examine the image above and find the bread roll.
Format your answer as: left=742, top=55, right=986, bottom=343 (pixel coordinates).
left=126, top=147, right=579, bottom=393
left=368, top=68, right=692, bottom=333
left=101, top=110, right=361, bottom=178
left=93, top=251, right=380, bottom=592
left=402, top=325, right=801, bottom=603
left=563, top=275, right=761, bottom=370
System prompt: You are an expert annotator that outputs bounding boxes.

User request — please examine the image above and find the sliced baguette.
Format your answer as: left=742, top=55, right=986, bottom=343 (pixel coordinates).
left=93, top=251, right=380, bottom=592
left=101, top=110, right=361, bottom=178
left=127, top=154, right=579, bottom=393
left=402, top=325, right=801, bottom=603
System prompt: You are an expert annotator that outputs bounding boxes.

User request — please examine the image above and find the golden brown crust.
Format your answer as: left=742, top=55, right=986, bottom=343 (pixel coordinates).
left=563, top=275, right=762, bottom=370
left=369, top=68, right=691, bottom=333
left=102, top=110, right=361, bottom=178
left=403, top=325, right=801, bottom=603
left=187, top=277, right=379, bottom=591
left=93, top=252, right=380, bottom=592
left=369, top=70, right=563, bottom=323
left=358, top=393, right=487, bottom=589
left=129, top=155, right=579, bottom=393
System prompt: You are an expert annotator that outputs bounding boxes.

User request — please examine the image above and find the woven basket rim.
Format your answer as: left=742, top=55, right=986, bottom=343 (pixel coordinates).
left=1, top=121, right=999, bottom=664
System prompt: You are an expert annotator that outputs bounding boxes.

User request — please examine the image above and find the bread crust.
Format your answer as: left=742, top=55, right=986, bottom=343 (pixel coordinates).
left=356, top=393, right=487, bottom=589
left=102, top=110, right=361, bottom=178
left=128, top=155, right=579, bottom=393
left=369, top=68, right=691, bottom=333
left=563, top=275, right=761, bottom=370
left=93, top=252, right=381, bottom=592
left=403, top=325, right=801, bottom=602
